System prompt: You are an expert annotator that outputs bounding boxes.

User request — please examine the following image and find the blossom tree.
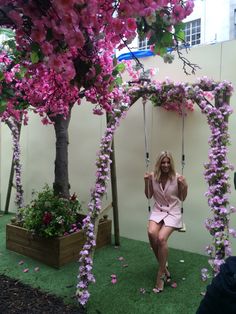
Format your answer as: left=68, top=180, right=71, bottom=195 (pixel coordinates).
left=0, top=0, right=195, bottom=200
left=0, top=38, right=28, bottom=213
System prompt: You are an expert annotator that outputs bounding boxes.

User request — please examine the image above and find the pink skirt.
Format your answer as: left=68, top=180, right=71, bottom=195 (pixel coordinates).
left=149, top=209, right=182, bottom=229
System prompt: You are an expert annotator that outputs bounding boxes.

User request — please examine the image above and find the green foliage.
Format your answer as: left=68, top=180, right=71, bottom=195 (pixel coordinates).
left=137, top=13, right=186, bottom=58
left=19, top=185, right=82, bottom=238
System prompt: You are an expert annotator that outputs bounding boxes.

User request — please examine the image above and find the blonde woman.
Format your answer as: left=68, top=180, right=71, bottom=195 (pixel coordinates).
left=144, top=151, right=188, bottom=293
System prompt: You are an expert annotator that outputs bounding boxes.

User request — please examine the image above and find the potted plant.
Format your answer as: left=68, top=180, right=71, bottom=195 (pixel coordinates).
left=6, top=185, right=111, bottom=268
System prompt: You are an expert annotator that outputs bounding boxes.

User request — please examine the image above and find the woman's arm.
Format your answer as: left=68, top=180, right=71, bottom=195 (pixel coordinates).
left=144, top=172, right=154, bottom=199
left=177, top=175, right=188, bottom=201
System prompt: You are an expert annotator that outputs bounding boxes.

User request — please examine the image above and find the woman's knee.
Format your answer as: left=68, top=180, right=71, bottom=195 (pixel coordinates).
left=157, top=235, right=167, bottom=246
left=147, top=226, right=158, bottom=239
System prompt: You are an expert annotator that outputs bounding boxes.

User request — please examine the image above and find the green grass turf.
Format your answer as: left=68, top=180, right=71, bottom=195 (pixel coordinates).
left=0, top=213, right=209, bottom=313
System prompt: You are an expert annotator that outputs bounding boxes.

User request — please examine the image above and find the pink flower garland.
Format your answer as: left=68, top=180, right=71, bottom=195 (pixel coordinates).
left=76, top=90, right=130, bottom=305
left=4, top=118, right=24, bottom=212
left=198, top=79, right=235, bottom=274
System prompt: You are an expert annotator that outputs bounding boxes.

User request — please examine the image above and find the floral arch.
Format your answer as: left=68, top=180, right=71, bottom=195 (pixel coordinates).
left=77, top=77, right=235, bottom=305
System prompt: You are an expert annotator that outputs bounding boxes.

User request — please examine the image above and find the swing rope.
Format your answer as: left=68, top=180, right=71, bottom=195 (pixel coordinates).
left=143, top=99, right=187, bottom=229
left=179, top=101, right=186, bottom=232
left=143, top=100, right=151, bottom=212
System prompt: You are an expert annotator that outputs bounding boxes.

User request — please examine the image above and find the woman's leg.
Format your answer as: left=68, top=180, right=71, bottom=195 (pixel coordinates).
left=147, top=220, right=163, bottom=262
left=155, top=225, right=175, bottom=290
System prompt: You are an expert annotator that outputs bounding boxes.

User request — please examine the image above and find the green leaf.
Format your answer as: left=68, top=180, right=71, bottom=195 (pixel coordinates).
left=176, top=29, right=185, bottom=41
left=148, top=33, right=158, bottom=45
left=94, top=64, right=102, bottom=75
left=103, top=74, right=111, bottom=81
left=161, top=32, right=173, bottom=46
left=115, top=63, right=125, bottom=73
left=175, top=22, right=185, bottom=33
left=30, top=51, right=39, bottom=64
left=15, top=66, right=27, bottom=79
left=4, top=88, right=14, bottom=97
left=114, top=77, right=123, bottom=86
left=0, top=99, right=7, bottom=113
left=108, top=81, right=115, bottom=92
left=0, top=72, right=4, bottom=81
left=153, top=44, right=167, bottom=56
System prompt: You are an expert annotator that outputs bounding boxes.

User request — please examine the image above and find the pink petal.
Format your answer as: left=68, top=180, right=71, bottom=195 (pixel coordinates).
left=110, top=274, right=116, bottom=278
left=18, top=260, right=24, bottom=265
left=152, top=288, right=159, bottom=293
left=34, top=267, right=40, bottom=272
left=23, top=268, right=29, bottom=273
left=111, top=278, right=117, bottom=284
left=118, top=256, right=124, bottom=261
left=171, top=282, right=177, bottom=288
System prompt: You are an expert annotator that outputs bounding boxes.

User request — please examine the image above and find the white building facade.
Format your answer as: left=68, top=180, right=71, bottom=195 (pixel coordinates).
left=117, top=0, right=236, bottom=57
left=185, top=0, right=236, bottom=46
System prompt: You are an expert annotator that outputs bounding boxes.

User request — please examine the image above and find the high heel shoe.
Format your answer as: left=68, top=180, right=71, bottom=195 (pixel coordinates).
left=153, top=274, right=166, bottom=293
left=165, top=267, right=172, bottom=283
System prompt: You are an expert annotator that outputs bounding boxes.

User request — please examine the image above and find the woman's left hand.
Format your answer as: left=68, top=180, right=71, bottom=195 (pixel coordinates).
left=177, top=175, right=187, bottom=189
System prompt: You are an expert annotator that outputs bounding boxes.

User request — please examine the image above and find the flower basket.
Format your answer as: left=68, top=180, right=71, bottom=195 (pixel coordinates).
left=6, top=214, right=111, bottom=268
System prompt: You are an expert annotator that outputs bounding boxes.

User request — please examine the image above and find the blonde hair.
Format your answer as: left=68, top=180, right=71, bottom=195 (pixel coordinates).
left=154, top=151, right=176, bottom=181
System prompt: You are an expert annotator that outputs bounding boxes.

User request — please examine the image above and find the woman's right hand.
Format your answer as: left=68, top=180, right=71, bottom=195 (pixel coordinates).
left=144, top=172, right=152, bottom=180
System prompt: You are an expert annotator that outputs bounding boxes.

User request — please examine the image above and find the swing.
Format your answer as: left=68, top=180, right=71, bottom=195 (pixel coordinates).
left=178, top=101, right=186, bottom=232
left=142, top=100, right=186, bottom=232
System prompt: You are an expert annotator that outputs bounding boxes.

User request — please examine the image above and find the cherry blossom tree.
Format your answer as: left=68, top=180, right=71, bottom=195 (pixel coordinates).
left=0, top=1, right=195, bottom=197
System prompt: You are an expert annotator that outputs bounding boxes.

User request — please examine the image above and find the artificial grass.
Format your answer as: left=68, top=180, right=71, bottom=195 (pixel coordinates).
left=0, top=213, right=209, bottom=314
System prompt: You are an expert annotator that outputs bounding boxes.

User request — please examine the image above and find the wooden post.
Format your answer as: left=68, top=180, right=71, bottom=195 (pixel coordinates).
left=106, top=114, right=120, bottom=246
left=110, top=138, right=120, bottom=246
left=4, top=157, right=15, bottom=214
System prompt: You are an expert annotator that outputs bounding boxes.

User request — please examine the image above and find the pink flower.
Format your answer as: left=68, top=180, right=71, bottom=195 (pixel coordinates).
left=23, top=268, right=29, bottom=273
left=110, top=274, right=117, bottom=284
left=171, top=282, right=177, bottom=288
left=126, top=18, right=137, bottom=32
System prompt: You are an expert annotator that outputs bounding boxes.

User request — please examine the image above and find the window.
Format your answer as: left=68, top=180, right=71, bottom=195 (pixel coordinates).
left=184, top=19, right=201, bottom=46
left=138, top=37, right=150, bottom=50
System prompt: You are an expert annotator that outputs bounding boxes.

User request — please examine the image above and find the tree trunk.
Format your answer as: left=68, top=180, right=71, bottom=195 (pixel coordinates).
left=51, top=111, right=71, bottom=199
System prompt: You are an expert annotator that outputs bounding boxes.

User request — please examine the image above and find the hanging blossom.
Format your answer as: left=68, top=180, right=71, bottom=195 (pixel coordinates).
left=187, top=77, right=235, bottom=274
left=0, top=0, right=195, bottom=115
left=76, top=90, right=130, bottom=306
left=0, top=50, right=29, bottom=211
left=4, top=118, right=24, bottom=212
left=124, top=78, right=195, bottom=115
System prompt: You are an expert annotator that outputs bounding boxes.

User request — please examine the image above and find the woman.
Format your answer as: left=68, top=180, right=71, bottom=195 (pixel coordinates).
left=144, top=151, right=188, bottom=293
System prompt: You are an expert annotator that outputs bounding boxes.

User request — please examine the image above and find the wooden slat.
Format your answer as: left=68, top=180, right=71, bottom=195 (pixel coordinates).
left=6, top=219, right=112, bottom=268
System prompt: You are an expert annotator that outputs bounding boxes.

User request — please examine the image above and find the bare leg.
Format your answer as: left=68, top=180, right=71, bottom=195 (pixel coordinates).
left=147, top=220, right=163, bottom=262
left=155, top=225, right=175, bottom=290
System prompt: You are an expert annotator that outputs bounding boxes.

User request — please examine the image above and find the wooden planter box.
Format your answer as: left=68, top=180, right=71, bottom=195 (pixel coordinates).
left=6, top=217, right=112, bottom=268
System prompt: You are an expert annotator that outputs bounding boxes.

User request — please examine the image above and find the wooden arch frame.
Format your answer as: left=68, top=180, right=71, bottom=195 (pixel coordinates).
left=77, top=77, right=234, bottom=304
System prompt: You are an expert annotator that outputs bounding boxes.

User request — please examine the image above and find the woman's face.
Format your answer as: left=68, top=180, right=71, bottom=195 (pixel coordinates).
left=160, top=156, right=171, bottom=174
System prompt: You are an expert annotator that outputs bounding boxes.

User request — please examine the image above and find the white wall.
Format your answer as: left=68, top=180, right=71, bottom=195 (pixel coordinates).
left=1, top=40, right=236, bottom=257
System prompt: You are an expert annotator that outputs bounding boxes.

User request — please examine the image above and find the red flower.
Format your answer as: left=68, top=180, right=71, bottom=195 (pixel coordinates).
left=43, top=211, right=52, bottom=225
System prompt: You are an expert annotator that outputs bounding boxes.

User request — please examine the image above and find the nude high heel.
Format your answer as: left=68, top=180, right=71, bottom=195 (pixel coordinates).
left=153, top=273, right=166, bottom=293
